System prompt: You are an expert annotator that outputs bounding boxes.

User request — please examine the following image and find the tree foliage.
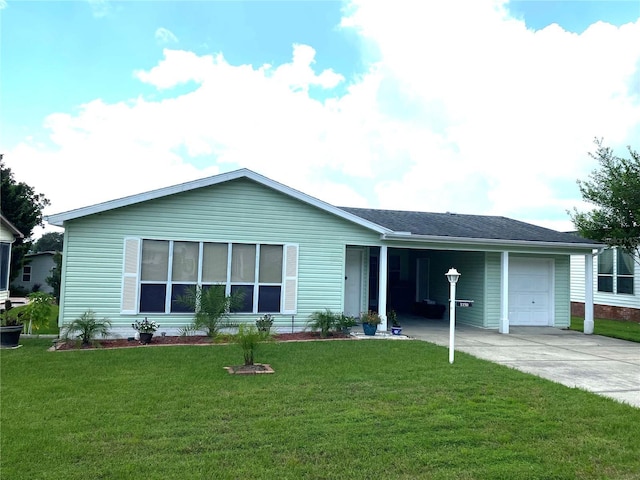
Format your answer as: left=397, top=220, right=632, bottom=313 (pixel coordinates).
left=46, top=251, right=63, bottom=303
left=570, top=139, right=640, bottom=257
left=0, top=156, right=51, bottom=282
left=33, top=232, right=64, bottom=252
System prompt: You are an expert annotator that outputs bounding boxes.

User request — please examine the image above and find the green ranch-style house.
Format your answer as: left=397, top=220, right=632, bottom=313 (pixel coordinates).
left=46, top=169, right=603, bottom=338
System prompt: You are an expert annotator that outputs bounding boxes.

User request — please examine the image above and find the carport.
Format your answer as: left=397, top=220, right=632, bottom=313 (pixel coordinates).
left=340, top=208, right=602, bottom=334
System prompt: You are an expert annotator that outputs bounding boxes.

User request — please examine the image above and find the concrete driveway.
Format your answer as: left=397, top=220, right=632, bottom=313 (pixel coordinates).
left=396, top=316, right=640, bottom=408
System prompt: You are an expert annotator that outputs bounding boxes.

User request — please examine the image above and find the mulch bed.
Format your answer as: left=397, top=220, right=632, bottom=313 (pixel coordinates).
left=54, top=331, right=353, bottom=350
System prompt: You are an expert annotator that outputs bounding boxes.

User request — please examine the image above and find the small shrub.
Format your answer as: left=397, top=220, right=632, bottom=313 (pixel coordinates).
left=234, top=324, right=271, bottom=366
left=256, top=314, right=274, bottom=333
left=1, top=300, right=22, bottom=327
left=308, top=309, right=339, bottom=338
left=61, top=310, right=111, bottom=346
left=335, top=313, right=357, bottom=333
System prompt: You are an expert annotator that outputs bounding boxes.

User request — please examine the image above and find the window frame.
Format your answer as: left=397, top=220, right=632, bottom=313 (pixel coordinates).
left=137, top=239, right=286, bottom=314
left=22, top=265, right=32, bottom=283
left=597, top=247, right=635, bottom=295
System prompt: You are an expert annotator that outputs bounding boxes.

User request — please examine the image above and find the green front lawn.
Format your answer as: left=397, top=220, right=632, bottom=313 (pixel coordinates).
left=570, top=316, right=640, bottom=342
left=2, top=339, right=639, bottom=479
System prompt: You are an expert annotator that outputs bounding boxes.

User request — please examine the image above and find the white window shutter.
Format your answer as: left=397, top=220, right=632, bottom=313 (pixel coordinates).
left=121, top=238, right=140, bottom=314
left=282, top=244, right=298, bottom=314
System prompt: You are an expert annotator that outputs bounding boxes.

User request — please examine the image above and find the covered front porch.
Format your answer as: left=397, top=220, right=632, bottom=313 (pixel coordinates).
left=344, top=245, right=597, bottom=334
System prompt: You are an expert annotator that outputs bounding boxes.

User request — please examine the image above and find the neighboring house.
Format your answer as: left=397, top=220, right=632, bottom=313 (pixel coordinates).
left=0, top=214, right=24, bottom=304
left=46, top=169, right=602, bottom=337
left=12, top=251, right=56, bottom=294
left=571, top=248, right=639, bottom=322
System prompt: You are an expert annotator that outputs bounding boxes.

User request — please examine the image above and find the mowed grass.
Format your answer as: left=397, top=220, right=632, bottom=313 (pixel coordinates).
left=2, top=339, right=639, bottom=480
left=570, top=316, right=640, bottom=343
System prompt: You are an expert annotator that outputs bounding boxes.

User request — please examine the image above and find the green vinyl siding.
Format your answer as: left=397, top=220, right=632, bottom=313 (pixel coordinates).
left=59, top=179, right=380, bottom=330
left=426, top=251, right=486, bottom=327
left=484, top=252, right=502, bottom=329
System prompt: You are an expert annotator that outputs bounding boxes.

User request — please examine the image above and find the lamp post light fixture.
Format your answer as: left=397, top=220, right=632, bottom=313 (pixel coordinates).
left=445, top=268, right=461, bottom=364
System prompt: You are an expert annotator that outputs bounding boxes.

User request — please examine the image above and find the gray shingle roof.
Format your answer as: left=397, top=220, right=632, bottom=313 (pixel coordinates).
left=339, top=207, right=593, bottom=244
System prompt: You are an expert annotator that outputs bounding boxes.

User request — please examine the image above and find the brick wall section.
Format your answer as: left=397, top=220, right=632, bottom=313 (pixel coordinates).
left=571, top=302, right=640, bottom=322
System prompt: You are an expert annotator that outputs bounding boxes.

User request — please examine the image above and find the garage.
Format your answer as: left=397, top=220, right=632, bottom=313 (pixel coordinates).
left=508, top=257, right=554, bottom=326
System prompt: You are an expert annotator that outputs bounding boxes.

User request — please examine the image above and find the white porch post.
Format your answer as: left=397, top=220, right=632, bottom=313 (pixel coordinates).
left=378, top=245, right=388, bottom=331
left=584, top=252, right=594, bottom=334
left=499, top=251, right=510, bottom=334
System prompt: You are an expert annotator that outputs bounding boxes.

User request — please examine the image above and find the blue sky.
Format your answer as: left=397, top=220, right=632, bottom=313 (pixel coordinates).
left=1, top=0, right=639, bottom=237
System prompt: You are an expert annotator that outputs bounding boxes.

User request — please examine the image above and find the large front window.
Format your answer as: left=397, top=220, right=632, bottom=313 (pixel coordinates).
left=139, top=240, right=284, bottom=314
left=597, top=248, right=635, bottom=294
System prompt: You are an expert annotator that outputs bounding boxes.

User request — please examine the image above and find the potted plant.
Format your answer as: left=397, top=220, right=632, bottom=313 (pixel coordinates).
left=336, top=313, right=357, bottom=335
left=132, top=317, right=159, bottom=344
left=0, top=300, right=24, bottom=349
left=389, top=310, right=402, bottom=335
left=255, top=314, right=274, bottom=333
left=360, top=310, right=381, bottom=336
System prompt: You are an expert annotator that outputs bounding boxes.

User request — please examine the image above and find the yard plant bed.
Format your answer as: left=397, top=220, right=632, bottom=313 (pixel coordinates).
left=54, top=331, right=352, bottom=350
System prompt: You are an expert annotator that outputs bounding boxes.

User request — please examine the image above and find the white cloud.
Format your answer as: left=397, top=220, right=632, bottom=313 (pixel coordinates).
left=155, top=27, right=178, bottom=45
left=5, top=1, right=640, bottom=237
left=87, top=0, right=111, bottom=18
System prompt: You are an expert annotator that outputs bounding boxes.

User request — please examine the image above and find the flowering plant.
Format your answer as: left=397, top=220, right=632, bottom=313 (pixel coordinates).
left=132, top=317, right=159, bottom=334
left=255, top=314, right=274, bottom=332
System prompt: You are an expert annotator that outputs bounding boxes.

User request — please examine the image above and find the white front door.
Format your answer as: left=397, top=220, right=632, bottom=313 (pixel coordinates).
left=344, top=249, right=363, bottom=317
left=508, top=258, right=553, bottom=326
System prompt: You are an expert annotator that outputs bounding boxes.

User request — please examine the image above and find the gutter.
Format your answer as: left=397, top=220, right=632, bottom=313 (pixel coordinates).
left=381, top=232, right=604, bottom=252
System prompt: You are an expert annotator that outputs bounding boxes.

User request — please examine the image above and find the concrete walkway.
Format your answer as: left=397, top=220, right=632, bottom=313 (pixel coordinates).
left=394, top=316, right=640, bottom=408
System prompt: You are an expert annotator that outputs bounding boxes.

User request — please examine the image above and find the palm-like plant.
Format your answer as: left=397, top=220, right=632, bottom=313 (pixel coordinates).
left=178, top=285, right=244, bottom=337
left=234, top=324, right=272, bottom=366
left=61, top=310, right=111, bottom=346
left=308, top=309, right=338, bottom=338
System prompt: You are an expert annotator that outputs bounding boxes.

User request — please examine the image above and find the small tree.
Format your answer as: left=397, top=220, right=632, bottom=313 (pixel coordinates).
left=23, top=292, right=55, bottom=334
left=570, top=138, right=640, bottom=260
left=234, top=324, right=271, bottom=366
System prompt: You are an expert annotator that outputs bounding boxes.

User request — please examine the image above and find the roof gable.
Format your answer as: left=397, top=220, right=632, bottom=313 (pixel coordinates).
left=45, top=169, right=390, bottom=234
left=45, top=168, right=601, bottom=250
left=0, top=214, right=24, bottom=238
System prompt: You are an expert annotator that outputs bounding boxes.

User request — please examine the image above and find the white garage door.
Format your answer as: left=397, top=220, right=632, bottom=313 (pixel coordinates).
left=508, top=258, right=553, bottom=326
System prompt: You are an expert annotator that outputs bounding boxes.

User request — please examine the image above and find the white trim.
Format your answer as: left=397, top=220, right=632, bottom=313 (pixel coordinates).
left=45, top=169, right=391, bottom=234
left=584, top=253, right=594, bottom=334
left=499, top=251, right=509, bottom=334
left=382, top=232, right=601, bottom=253
left=378, top=245, right=388, bottom=331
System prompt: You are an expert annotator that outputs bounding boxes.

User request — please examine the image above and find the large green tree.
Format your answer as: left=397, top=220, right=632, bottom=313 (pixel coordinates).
left=570, top=139, right=640, bottom=258
left=33, top=232, right=64, bottom=253
left=0, top=155, right=51, bottom=282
